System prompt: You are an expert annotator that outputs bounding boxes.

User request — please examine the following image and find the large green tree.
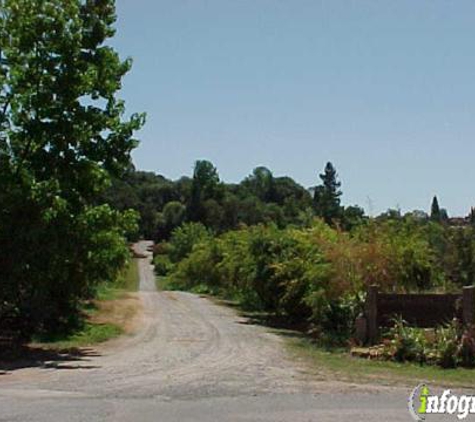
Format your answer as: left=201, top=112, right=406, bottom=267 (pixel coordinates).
left=242, top=166, right=275, bottom=202
left=188, top=160, right=222, bottom=222
left=0, top=0, right=144, bottom=335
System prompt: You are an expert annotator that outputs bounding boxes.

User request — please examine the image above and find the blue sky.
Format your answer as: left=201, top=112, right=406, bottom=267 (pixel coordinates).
left=112, top=0, right=475, bottom=216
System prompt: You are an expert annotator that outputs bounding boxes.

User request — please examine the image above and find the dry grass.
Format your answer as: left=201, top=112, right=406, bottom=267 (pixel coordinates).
left=31, top=259, right=142, bottom=350
left=92, top=292, right=142, bottom=335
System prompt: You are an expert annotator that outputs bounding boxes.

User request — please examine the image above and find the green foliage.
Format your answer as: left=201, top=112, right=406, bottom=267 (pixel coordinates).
left=341, top=205, right=367, bottom=231
left=213, top=229, right=258, bottom=306
left=168, top=222, right=211, bottom=263
left=242, top=166, right=275, bottom=202
left=431, top=196, right=441, bottom=222
left=163, top=216, right=463, bottom=346
left=382, top=318, right=475, bottom=369
left=433, top=322, right=460, bottom=368
left=188, top=160, right=223, bottom=222
left=153, top=254, right=173, bottom=276
left=170, top=236, right=222, bottom=290
left=351, top=219, right=436, bottom=292
left=103, top=164, right=315, bottom=239
left=385, top=318, right=428, bottom=364
left=0, top=0, right=143, bottom=337
left=459, top=325, right=475, bottom=368
left=33, top=321, right=122, bottom=349
left=96, top=257, right=140, bottom=298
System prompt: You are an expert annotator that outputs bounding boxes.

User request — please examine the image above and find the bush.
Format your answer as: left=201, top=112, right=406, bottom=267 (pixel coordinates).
left=459, top=324, right=475, bottom=368
left=215, top=229, right=260, bottom=308
left=169, top=237, right=222, bottom=290
left=153, top=255, right=173, bottom=276
left=168, top=222, right=211, bottom=263
left=352, top=219, right=436, bottom=292
left=163, top=217, right=461, bottom=348
left=385, top=318, right=428, bottom=364
left=153, top=241, right=171, bottom=256
left=433, top=321, right=460, bottom=368
left=381, top=318, right=475, bottom=369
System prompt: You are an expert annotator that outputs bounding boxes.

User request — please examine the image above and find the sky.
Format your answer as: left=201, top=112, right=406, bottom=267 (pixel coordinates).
left=112, top=0, right=475, bottom=216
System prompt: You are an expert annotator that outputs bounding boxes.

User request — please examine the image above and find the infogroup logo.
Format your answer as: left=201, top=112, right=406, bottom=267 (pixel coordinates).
left=409, top=384, right=475, bottom=421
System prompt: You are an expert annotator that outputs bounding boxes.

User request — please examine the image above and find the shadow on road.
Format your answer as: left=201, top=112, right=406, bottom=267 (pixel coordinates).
left=213, top=298, right=310, bottom=340
left=0, top=346, right=100, bottom=374
left=238, top=313, right=309, bottom=339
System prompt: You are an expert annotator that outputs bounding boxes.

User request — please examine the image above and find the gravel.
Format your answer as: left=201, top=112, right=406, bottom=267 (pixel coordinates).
left=0, top=241, right=412, bottom=421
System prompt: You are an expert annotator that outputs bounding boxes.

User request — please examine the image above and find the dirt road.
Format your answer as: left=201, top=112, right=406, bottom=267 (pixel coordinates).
left=0, top=241, right=411, bottom=421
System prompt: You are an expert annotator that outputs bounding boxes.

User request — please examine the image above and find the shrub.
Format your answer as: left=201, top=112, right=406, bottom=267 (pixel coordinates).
left=459, top=325, right=475, bottom=368
left=433, top=320, right=460, bottom=368
left=215, top=229, right=260, bottom=308
left=153, top=241, right=171, bottom=256
left=385, top=318, right=428, bottom=364
left=164, top=217, right=459, bottom=348
left=169, top=237, right=222, bottom=290
left=380, top=318, right=475, bottom=369
left=352, top=219, right=436, bottom=292
left=168, top=222, right=211, bottom=263
left=247, top=225, right=289, bottom=312
left=153, top=255, right=173, bottom=276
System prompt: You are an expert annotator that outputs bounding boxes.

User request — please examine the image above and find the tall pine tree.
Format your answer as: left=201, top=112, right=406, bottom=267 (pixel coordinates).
left=430, top=196, right=449, bottom=223
left=313, top=162, right=342, bottom=225
left=430, top=196, right=441, bottom=222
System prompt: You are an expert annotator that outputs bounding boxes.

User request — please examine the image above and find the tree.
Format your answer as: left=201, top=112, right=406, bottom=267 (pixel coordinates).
left=342, top=205, right=366, bottom=231
left=430, top=196, right=441, bottom=222
left=156, top=201, right=186, bottom=239
left=313, top=162, right=342, bottom=225
left=469, top=207, right=475, bottom=226
left=0, top=0, right=144, bottom=335
left=377, top=208, right=402, bottom=221
left=430, top=196, right=449, bottom=223
left=188, top=160, right=222, bottom=222
left=243, top=166, right=275, bottom=202
left=440, top=208, right=449, bottom=222
left=405, top=210, right=429, bottom=222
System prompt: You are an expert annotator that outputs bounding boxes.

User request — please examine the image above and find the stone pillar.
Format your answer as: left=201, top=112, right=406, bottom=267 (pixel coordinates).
left=463, top=286, right=475, bottom=326
left=354, top=314, right=368, bottom=345
left=366, top=285, right=379, bottom=345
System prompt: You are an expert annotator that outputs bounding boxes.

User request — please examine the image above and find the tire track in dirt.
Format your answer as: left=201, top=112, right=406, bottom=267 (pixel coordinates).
left=0, top=241, right=378, bottom=400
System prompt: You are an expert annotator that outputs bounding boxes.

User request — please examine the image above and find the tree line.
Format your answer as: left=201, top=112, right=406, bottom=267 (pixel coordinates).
left=104, top=158, right=475, bottom=242
left=103, top=160, right=367, bottom=240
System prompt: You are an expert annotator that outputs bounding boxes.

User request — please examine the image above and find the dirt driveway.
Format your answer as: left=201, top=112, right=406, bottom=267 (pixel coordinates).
left=0, top=241, right=411, bottom=421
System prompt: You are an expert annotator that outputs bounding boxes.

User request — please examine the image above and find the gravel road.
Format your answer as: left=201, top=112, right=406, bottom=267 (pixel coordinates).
left=0, top=241, right=414, bottom=421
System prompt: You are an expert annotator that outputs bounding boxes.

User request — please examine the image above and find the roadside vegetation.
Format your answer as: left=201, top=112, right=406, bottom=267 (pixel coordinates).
left=149, top=160, right=475, bottom=374
left=287, top=337, right=475, bottom=388
left=32, top=258, right=140, bottom=350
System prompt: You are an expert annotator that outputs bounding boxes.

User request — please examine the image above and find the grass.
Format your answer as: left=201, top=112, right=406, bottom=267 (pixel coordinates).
left=96, top=258, right=140, bottom=301
left=286, top=336, right=475, bottom=388
left=32, top=258, right=140, bottom=350
left=32, top=322, right=122, bottom=350
left=156, top=275, right=173, bottom=291
left=156, top=275, right=204, bottom=292
left=157, top=276, right=234, bottom=298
